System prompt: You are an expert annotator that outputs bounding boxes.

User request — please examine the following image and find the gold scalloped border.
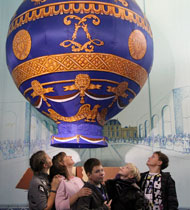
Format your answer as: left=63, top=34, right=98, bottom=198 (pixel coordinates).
left=12, top=53, right=148, bottom=89
left=8, top=1, right=152, bottom=38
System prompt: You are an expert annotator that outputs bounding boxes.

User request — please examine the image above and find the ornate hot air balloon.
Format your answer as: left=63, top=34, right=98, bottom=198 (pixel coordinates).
left=6, top=0, right=153, bottom=148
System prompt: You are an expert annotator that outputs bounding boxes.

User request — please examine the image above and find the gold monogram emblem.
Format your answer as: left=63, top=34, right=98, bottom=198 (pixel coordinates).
left=128, top=30, right=147, bottom=60
left=60, top=15, right=104, bottom=52
left=12, top=30, right=31, bottom=60
left=64, top=74, right=101, bottom=104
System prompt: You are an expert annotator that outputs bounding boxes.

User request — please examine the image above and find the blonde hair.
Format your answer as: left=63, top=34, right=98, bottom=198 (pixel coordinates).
left=127, top=163, right=141, bottom=182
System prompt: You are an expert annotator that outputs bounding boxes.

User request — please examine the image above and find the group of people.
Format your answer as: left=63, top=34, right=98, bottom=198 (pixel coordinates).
left=28, top=150, right=178, bottom=210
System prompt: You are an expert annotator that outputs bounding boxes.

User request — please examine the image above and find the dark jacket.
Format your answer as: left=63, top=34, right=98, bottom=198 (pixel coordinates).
left=106, top=178, right=151, bottom=210
left=138, top=171, right=178, bottom=210
left=76, top=182, right=109, bottom=210
left=28, top=173, right=50, bottom=210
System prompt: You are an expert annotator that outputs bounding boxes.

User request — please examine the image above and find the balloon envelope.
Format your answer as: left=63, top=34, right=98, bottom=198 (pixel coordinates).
left=6, top=0, right=153, bottom=148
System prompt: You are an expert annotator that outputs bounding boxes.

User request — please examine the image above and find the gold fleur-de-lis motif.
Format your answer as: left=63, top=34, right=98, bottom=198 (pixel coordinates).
left=64, top=74, right=102, bottom=104
left=31, top=80, right=54, bottom=107
left=60, top=14, right=104, bottom=52
left=31, top=0, right=47, bottom=5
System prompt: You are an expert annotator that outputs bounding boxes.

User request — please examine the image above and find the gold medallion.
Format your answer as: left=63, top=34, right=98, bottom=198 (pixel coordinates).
left=12, top=29, right=31, bottom=60
left=128, top=30, right=147, bottom=60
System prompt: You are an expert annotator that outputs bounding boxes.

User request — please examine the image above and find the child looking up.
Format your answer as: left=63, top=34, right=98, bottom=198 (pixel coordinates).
left=106, top=163, right=151, bottom=210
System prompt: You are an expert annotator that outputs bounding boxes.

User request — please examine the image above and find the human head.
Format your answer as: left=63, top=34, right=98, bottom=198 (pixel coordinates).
left=84, top=158, right=105, bottom=185
left=154, top=151, right=169, bottom=170
left=118, top=163, right=141, bottom=181
left=50, top=152, right=70, bottom=180
left=147, top=151, right=169, bottom=170
left=30, top=150, right=52, bottom=174
left=52, top=152, right=66, bottom=167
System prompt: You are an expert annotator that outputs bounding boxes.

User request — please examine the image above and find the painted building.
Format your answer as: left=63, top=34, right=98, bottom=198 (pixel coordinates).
left=103, top=119, right=137, bottom=140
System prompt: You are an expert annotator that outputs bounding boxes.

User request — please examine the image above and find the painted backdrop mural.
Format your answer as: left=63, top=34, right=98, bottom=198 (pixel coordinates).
left=0, top=0, right=190, bottom=209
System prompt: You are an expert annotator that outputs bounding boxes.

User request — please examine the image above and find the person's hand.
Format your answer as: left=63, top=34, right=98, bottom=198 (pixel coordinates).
left=51, top=174, right=62, bottom=191
left=77, top=187, right=92, bottom=198
left=104, top=199, right=112, bottom=210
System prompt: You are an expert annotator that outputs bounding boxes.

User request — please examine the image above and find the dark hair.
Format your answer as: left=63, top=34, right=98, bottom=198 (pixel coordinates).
left=49, top=152, right=69, bottom=181
left=30, top=150, right=46, bottom=174
left=154, top=151, right=169, bottom=170
left=84, top=158, right=101, bottom=174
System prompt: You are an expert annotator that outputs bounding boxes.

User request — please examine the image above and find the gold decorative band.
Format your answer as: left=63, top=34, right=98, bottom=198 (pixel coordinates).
left=23, top=78, right=137, bottom=97
left=8, top=1, right=152, bottom=37
left=12, top=53, right=148, bottom=88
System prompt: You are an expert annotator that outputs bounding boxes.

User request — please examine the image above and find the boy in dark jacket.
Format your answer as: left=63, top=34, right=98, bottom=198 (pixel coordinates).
left=76, top=158, right=112, bottom=210
left=138, top=151, right=178, bottom=210
left=106, top=163, right=151, bottom=210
